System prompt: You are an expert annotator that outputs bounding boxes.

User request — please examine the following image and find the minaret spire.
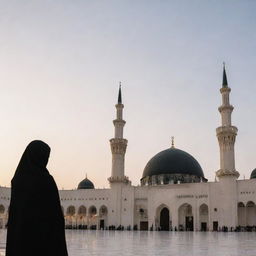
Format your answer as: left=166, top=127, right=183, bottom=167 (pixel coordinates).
left=216, top=65, right=239, bottom=179
left=118, top=82, right=122, bottom=104
left=222, top=62, right=228, bottom=88
left=108, top=83, right=129, bottom=186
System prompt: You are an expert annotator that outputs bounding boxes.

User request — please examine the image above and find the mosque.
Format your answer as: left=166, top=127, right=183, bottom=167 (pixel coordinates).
left=1, top=67, right=256, bottom=231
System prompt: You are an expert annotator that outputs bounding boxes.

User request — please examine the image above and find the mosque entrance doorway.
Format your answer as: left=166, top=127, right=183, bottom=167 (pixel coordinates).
left=201, top=222, right=207, bottom=231
left=178, top=203, right=193, bottom=231
left=199, top=204, right=208, bottom=231
left=99, top=205, right=108, bottom=229
left=237, top=202, right=246, bottom=227
left=246, top=201, right=256, bottom=227
left=160, top=207, right=170, bottom=231
left=213, top=221, right=218, bottom=231
left=100, top=220, right=104, bottom=229
left=185, top=216, right=193, bottom=231
left=140, top=221, right=148, bottom=230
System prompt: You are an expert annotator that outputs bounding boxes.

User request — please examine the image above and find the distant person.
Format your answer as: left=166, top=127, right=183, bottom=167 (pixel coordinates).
left=6, top=140, right=68, bottom=256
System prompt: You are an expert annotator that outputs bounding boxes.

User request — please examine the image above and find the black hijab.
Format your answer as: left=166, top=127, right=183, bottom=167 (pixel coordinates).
left=6, top=140, right=68, bottom=256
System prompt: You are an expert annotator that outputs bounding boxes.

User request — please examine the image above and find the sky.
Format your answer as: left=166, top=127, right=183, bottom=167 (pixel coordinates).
left=0, top=0, right=256, bottom=189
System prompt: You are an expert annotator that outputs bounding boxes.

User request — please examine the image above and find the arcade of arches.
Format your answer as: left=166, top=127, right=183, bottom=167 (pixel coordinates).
left=152, top=201, right=256, bottom=232
left=1, top=201, right=256, bottom=231
left=238, top=201, right=256, bottom=228
left=154, top=203, right=200, bottom=231
left=154, top=203, right=208, bottom=231
left=64, top=205, right=108, bottom=229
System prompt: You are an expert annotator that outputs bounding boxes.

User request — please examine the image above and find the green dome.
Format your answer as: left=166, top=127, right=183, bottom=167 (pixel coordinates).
left=142, top=147, right=204, bottom=179
left=250, top=169, right=256, bottom=179
left=77, top=178, right=95, bottom=189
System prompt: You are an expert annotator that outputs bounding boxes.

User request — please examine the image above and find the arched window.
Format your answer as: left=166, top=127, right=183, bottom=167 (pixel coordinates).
left=66, top=206, right=75, bottom=216
left=78, top=206, right=86, bottom=216
left=88, top=206, right=97, bottom=217
left=99, top=205, right=108, bottom=217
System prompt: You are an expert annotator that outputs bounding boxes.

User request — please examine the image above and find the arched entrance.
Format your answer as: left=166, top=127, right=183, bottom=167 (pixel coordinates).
left=99, top=205, right=108, bottom=229
left=237, top=202, right=246, bottom=227
left=77, top=206, right=87, bottom=229
left=246, top=201, right=256, bottom=226
left=155, top=204, right=171, bottom=231
left=178, top=203, right=193, bottom=231
left=199, top=204, right=208, bottom=231
left=66, top=205, right=75, bottom=216
left=66, top=205, right=76, bottom=228
left=160, top=207, right=170, bottom=231
left=88, top=206, right=97, bottom=229
left=78, top=205, right=86, bottom=215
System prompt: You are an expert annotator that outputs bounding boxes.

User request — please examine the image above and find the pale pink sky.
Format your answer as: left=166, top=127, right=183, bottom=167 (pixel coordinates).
left=0, top=1, right=256, bottom=189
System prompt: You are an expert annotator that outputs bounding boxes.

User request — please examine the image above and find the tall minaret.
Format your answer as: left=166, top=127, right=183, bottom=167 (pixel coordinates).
left=216, top=64, right=239, bottom=179
left=108, top=83, right=129, bottom=186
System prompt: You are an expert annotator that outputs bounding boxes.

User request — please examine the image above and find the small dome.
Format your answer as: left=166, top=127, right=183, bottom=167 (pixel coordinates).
left=250, top=169, right=256, bottom=179
left=77, top=177, right=95, bottom=189
left=141, top=147, right=206, bottom=185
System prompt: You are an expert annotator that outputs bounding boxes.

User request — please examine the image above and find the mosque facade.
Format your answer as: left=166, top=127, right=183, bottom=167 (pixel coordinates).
left=1, top=67, right=256, bottom=232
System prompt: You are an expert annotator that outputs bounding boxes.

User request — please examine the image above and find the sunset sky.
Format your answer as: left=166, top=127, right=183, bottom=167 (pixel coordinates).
left=0, top=0, right=256, bottom=189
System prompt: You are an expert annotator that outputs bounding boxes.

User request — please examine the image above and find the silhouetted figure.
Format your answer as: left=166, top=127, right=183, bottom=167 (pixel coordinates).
left=6, top=140, right=68, bottom=256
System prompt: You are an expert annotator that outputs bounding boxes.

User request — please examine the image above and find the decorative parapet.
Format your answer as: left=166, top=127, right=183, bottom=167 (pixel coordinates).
left=115, top=103, right=124, bottom=108
left=108, top=176, right=130, bottom=184
left=140, top=173, right=207, bottom=186
left=216, top=169, right=240, bottom=178
left=216, top=126, right=237, bottom=135
left=110, top=138, right=127, bottom=154
left=216, top=126, right=237, bottom=148
left=113, top=119, right=126, bottom=126
left=220, top=87, right=231, bottom=93
left=218, top=105, right=234, bottom=113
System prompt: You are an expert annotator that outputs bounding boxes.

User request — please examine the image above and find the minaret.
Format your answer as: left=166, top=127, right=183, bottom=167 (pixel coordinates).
left=108, top=83, right=129, bottom=186
left=216, top=64, right=239, bottom=179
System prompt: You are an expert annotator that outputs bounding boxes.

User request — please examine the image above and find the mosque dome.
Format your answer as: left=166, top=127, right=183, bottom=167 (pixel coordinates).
left=77, top=177, right=95, bottom=189
left=250, top=169, right=256, bottom=179
left=141, top=147, right=206, bottom=186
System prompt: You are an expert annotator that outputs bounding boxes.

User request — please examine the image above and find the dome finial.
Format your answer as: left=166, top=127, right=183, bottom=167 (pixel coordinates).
left=171, top=136, right=175, bottom=148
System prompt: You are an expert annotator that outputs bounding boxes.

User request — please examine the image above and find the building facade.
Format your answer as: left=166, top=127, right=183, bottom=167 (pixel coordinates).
left=1, top=68, right=256, bottom=231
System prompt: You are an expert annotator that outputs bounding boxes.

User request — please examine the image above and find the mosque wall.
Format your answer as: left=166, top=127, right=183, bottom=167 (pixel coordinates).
left=59, top=188, right=112, bottom=229
left=237, top=179, right=256, bottom=204
left=1, top=180, right=256, bottom=231
left=119, top=185, right=135, bottom=229
left=236, top=179, right=256, bottom=227
left=212, top=177, right=238, bottom=228
left=145, top=183, right=210, bottom=231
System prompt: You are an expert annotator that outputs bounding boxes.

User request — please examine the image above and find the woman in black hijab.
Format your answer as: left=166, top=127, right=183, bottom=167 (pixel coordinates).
left=6, top=140, right=68, bottom=256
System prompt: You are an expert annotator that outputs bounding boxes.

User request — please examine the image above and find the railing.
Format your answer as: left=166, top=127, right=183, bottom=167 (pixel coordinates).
left=216, top=126, right=237, bottom=134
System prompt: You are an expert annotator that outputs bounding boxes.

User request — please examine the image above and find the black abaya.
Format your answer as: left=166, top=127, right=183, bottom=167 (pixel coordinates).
left=6, top=140, right=68, bottom=256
